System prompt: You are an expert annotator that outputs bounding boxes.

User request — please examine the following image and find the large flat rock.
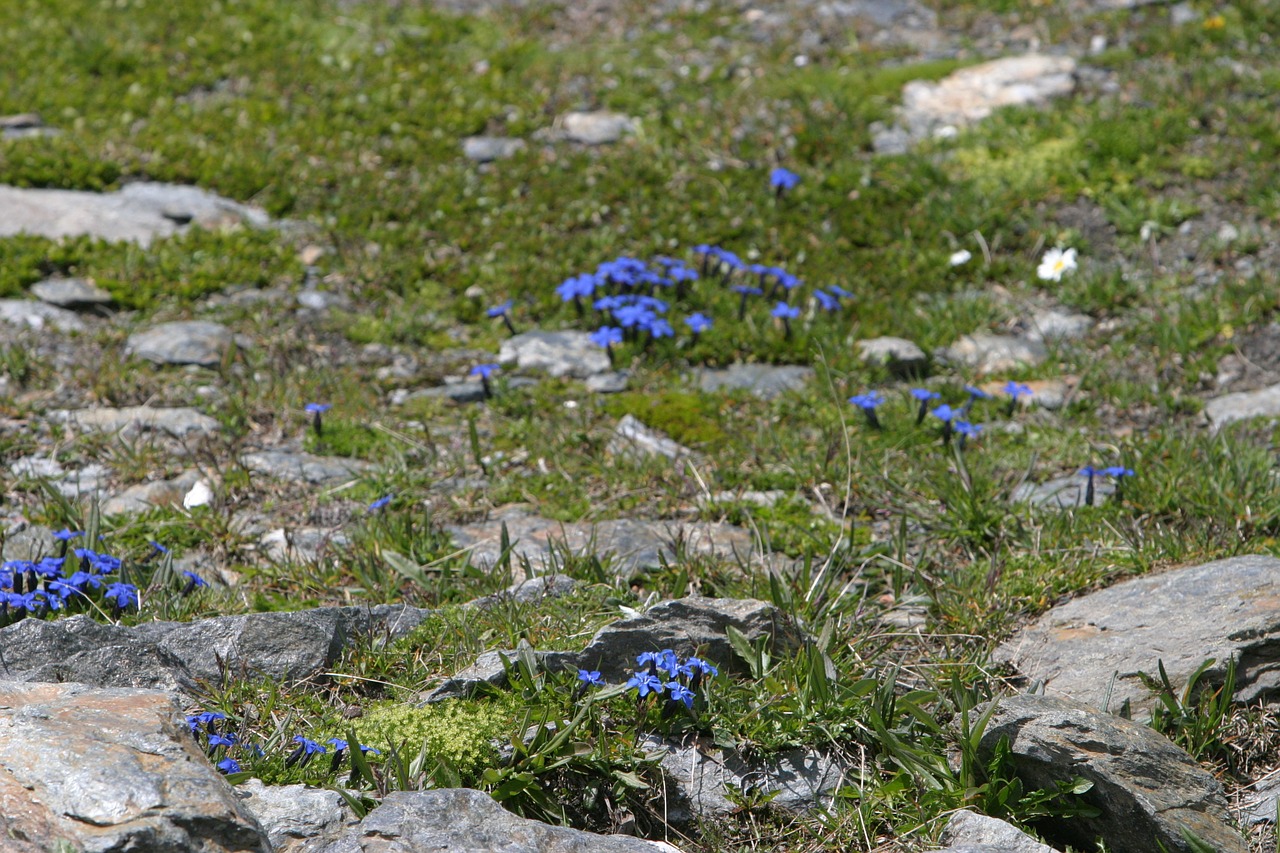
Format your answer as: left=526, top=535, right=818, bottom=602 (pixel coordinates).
left=0, top=681, right=269, bottom=852
left=0, top=182, right=271, bottom=246
left=995, top=555, right=1280, bottom=714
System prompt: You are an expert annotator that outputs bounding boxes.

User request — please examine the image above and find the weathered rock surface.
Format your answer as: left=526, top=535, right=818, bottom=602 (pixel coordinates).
left=0, top=181, right=272, bottom=246
left=126, top=320, right=236, bottom=367
left=241, top=450, right=371, bottom=485
left=446, top=505, right=786, bottom=579
left=608, top=414, right=693, bottom=461
left=313, top=788, right=667, bottom=853
left=939, top=333, right=1047, bottom=375
left=557, top=111, right=637, bottom=145
left=1011, top=472, right=1114, bottom=508
left=696, top=363, right=814, bottom=399
left=102, top=470, right=204, bottom=516
left=995, top=555, right=1280, bottom=714
left=977, top=694, right=1246, bottom=853
left=53, top=405, right=222, bottom=438
left=875, top=54, right=1077, bottom=153
left=462, top=135, right=527, bottom=162
left=464, top=574, right=579, bottom=610
left=856, top=336, right=929, bottom=376
left=1205, top=383, right=1280, bottom=433
left=642, top=734, right=848, bottom=824
left=498, top=329, right=612, bottom=378
left=0, top=298, right=87, bottom=332
left=930, top=810, right=1056, bottom=853
left=31, top=276, right=114, bottom=310
left=236, top=779, right=356, bottom=852
left=0, top=606, right=432, bottom=695
left=1023, top=308, right=1094, bottom=342
left=0, top=681, right=270, bottom=853
left=259, top=527, right=351, bottom=565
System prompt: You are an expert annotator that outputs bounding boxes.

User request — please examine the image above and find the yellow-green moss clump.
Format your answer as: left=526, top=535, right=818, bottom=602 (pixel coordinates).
left=349, top=699, right=513, bottom=775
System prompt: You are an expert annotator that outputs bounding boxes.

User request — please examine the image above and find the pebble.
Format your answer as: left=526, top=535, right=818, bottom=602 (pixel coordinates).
left=125, top=321, right=235, bottom=367
left=30, top=277, right=113, bottom=311
left=0, top=299, right=87, bottom=333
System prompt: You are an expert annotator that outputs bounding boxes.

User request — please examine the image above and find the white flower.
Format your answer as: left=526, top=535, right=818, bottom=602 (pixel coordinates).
left=1037, top=247, right=1078, bottom=282
left=949, top=249, right=972, bottom=267
left=183, top=480, right=213, bottom=509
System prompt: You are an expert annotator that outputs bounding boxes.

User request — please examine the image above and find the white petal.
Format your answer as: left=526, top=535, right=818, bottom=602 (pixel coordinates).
left=183, top=481, right=213, bottom=509
left=949, top=249, right=972, bottom=266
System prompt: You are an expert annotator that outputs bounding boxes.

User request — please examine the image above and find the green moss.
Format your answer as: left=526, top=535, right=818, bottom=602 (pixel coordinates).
left=603, top=390, right=726, bottom=447
left=349, top=698, right=513, bottom=778
left=947, top=135, right=1080, bottom=197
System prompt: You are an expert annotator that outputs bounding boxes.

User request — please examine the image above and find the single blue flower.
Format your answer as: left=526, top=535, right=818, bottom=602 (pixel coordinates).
left=470, top=363, right=500, bottom=380
left=52, top=529, right=82, bottom=542
left=828, top=285, right=854, bottom=300
left=666, top=681, right=696, bottom=709
left=104, top=582, right=138, bottom=609
left=931, top=404, right=956, bottom=423
left=685, top=313, right=713, bottom=335
left=92, top=554, right=121, bottom=575
left=590, top=326, right=623, bottom=349
left=849, top=392, right=885, bottom=410
left=646, top=318, right=674, bottom=339
left=181, top=570, right=208, bottom=588
left=963, top=385, right=989, bottom=400
left=208, top=733, right=238, bottom=748
left=770, top=167, right=801, bottom=192
left=771, top=302, right=800, bottom=320
left=730, top=284, right=763, bottom=296
left=304, top=402, right=332, bottom=414
left=486, top=300, right=513, bottom=318
left=636, top=651, right=662, bottom=668
left=686, top=657, right=719, bottom=678
left=216, top=757, right=241, bottom=774
left=1079, top=466, right=1098, bottom=477
left=326, top=737, right=349, bottom=751
left=46, top=578, right=81, bottom=599
left=1102, top=466, right=1134, bottom=478
left=67, top=570, right=102, bottom=591
left=577, top=669, right=604, bottom=686
left=34, top=557, right=64, bottom=579
left=954, top=421, right=982, bottom=438
left=910, top=388, right=940, bottom=402
left=150, top=540, right=169, bottom=554
left=626, top=672, right=664, bottom=698
left=293, top=735, right=327, bottom=754
left=197, top=711, right=227, bottom=726
left=656, top=650, right=682, bottom=678
left=368, top=494, right=394, bottom=512
left=813, top=290, right=840, bottom=311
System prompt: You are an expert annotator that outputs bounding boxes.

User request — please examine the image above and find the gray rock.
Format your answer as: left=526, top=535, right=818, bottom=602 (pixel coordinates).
left=0, top=112, right=56, bottom=141
left=0, top=298, right=87, bottom=332
left=422, top=648, right=582, bottom=702
left=0, top=681, right=269, bottom=853
left=31, top=276, right=113, bottom=310
left=696, top=363, right=814, bottom=399
left=642, top=734, right=848, bottom=823
left=1238, top=773, right=1280, bottom=826
left=126, top=320, right=235, bottom=367
left=53, top=405, right=221, bottom=438
left=446, top=506, right=787, bottom=580
left=240, top=451, right=370, bottom=486
left=856, top=336, right=929, bottom=377
left=977, top=694, right=1246, bottom=853
left=608, top=414, right=692, bottom=461
left=938, top=333, right=1046, bottom=375
left=995, top=555, right=1280, bottom=715
left=1024, top=308, right=1093, bottom=342
left=586, top=370, right=630, bottom=393
left=1011, top=472, right=1114, bottom=509
left=558, top=111, right=637, bottom=145
left=296, top=289, right=350, bottom=311
left=9, top=455, right=112, bottom=499
left=314, top=788, right=666, bottom=853
left=236, top=779, right=356, bottom=852
left=938, top=811, right=1056, bottom=852
left=499, top=329, right=611, bottom=379
left=102, top=471, right=203, bottom=516
left=875, top=55, right=1077, bottom=153
left=464, top=574, right=579, bottom=611
left=406, top=381, right=489, bottom=404
left=1205, top=383, right=1280, bottom=433
left=0, top=523, right=55, bottom=561
left=462, top=136, right=527, bottom=162
left=0, top=181, right=272, bottom=246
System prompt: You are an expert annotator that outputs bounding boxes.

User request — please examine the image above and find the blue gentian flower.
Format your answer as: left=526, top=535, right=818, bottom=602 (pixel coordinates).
left=487, top=300, right=517, bottom=335
left=911, top=388, right=940, bottom=425
left=849, top=392, right=885, bottom=430
left=216, top=757, right=241, bottom=773
left=104, top=582, right=138, bottom=610
left=626, top=672, right=664, bottom=698
left=285, top=735, right=328, bottom=768
left=954, top=420, right=982, bottom=451
left=470, top=363, right=500, bottom=398
left=646, top=318, right=674, bottom=340
left=686, top=657, right=719, bottom=678
left=813, top=290, right=840, bottom=311
left=150, top=540, right=169, bottom=554
left=1003, top=380, right=1033, bottom=416
left=656, top=650, right=682, bottom=678
left=368, top=494, right=393, bottom=512
left=828, top=285, right=854, bottom=300
left=181, top=571, right=208, bottom=596
left=770, top=166, right=801, bottom=196
left=1079, top=465, right=1098, bottom=507
left=577, top=669, right=604, bottom=686
left=590, top=326, right=623, bottom=348
left=305, top=403, right=331, bottom=437
left=52, top=529, right=82, bottom=542
left=771, top=302, right=800, bottom=320
left=665, top=681, right=696, bottom=709
left=34, top=557, right=64, bottom=579
left=208, top=733, right=238, bottom=748
left=1102, top=466, right=1134, bottom=479
left=685, top=313, right=712, bottom=337
left=326, top=737, right=349, bottom=751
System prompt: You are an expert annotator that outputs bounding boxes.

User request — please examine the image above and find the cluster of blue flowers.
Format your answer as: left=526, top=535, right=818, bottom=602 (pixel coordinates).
left=188, top=711, right=380, bottom=776
left=576, top=649, right=720, bottom=722
left=849, top=380, right=1039, bottom=449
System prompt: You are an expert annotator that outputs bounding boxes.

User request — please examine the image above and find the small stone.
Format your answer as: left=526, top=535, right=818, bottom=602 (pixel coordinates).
left=0, top=299, right=86, bottom=332
left=607, top=414, right=692, bottom=461
left=939, top=333, right=1046, bottom=375
left=1205, top=383, right=1280, bottom=433
left=1023, top=308, right=1094, bottom=342
left=30, top=277, right=113, bottom=310
left=462, top=136, right=527, bottom=162
left=938, top=811, right=1056, bottom=853
left=499, top=329, right=611, bottom=379
left=125, top=321, right=235, bottom=367
left=240, top=451, right=370, bottom=486
left=696, top=363, right=814, bottom=399
left=236, top=779, right=355, bottom=852
left=296, top=289, right=349, bottom=311
left=102, top=471, right=203, bottom=516
left=53, top=406, right=221, bottom=438
left=586, top=371, right=629, bottom=393
left=856, top=336, right=929, bottom=376
left=559, top=111, right=637, bottom=145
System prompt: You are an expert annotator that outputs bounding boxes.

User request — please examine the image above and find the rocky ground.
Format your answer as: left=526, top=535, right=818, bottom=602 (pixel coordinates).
left=2, top=0, right=1280, bottom=850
